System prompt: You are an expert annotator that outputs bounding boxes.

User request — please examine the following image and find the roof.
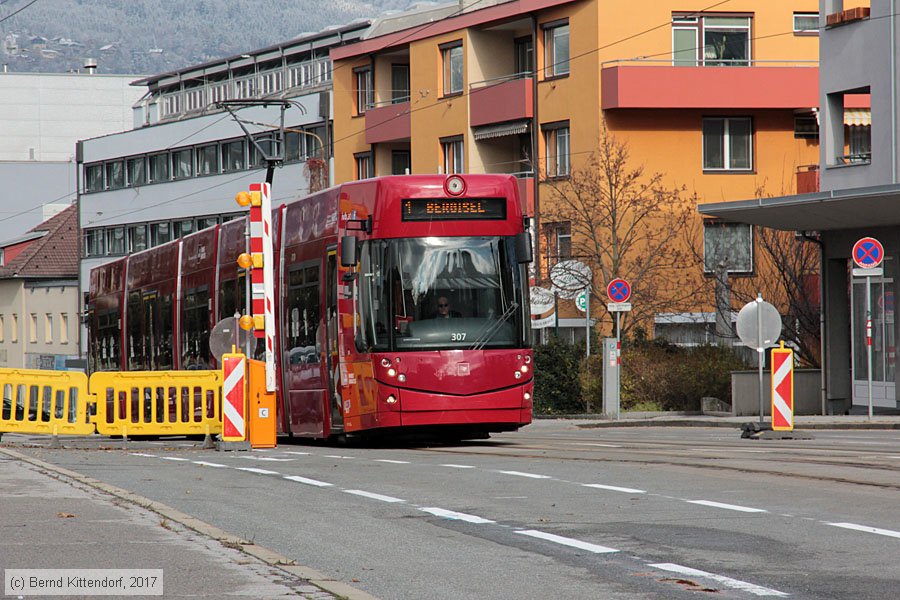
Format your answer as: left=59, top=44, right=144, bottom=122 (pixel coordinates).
left=698, top=182, right=900, bottom=232
left=0, top=204, right=78, bottom=279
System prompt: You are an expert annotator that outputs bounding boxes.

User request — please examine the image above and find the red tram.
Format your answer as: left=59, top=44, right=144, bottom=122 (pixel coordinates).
left=87, top=174, right=534, bottom=439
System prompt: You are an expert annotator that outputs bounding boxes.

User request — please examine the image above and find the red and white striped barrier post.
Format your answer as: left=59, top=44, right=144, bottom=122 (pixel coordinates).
left=771, top=342, right=794, bottom=431
left=222, top=352, right=247, bottom=442
left=247, top=182, right=277, bottom=392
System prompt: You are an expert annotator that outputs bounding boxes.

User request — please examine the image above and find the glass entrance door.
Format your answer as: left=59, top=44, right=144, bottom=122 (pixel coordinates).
left=851, top=276, right=896, bottom=407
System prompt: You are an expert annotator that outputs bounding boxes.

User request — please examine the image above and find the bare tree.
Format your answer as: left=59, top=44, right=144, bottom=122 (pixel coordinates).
left=694, top=191, right=821, bottom=367
left=542, top=127, right=699, bottom=334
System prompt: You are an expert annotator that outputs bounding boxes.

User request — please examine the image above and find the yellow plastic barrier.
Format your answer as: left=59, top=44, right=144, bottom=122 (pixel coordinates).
left=91, top=370, right=222, bottom=438
left=0, top=368, right=94, bottom=436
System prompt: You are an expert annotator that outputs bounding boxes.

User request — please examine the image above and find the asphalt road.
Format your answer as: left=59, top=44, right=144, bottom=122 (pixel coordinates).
left=7, top=421, right=900, bottom=600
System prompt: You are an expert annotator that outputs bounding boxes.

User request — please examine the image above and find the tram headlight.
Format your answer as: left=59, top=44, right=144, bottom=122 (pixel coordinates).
left=387, top=368, right=397, bottom=377
left=524, top=355, right=532, bottom=364
left=386, top=394, right=398, bottom=404
left=445, top=175, right=466, bottom=196
left=514, top=371, right=522, bottom=379
left=398, top=374, right=406, bottom=383
left=520, top=365, right=529, bottom=374
left=524, top=392, right=531, bottom=401
left=381, top=358, right=392, bottom=368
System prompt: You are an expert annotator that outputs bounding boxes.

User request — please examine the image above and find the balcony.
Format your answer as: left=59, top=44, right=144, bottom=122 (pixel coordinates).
left=601, top=60, right=819, bottom=110
left=364, top=100, right=410, bottom=144
left=469, top=74, right=533, bottom=128
left=826, top=5, right=870, bottom=27
left=796, top=165, right=819, bottom=194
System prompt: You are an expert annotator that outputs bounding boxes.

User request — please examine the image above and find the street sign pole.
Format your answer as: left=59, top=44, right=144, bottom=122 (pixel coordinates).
left=866, top=276, right=873, bottom=419
left=852, top=236, right=884, bottom=420
left=756, top=293, right=764, bottom=425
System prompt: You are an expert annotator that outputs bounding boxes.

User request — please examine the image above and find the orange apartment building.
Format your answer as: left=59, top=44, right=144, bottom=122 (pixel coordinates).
left=330, top=0, right=858, bottom=342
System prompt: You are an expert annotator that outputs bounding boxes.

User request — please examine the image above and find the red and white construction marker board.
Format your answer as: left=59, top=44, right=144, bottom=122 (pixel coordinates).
left=771, top=345, right=794, bottom=431
left=222, top=352, right=247, bottom=442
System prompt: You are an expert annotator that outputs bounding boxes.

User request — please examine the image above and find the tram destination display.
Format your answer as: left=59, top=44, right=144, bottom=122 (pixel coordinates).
left=402, top=197, right=506, bottom=221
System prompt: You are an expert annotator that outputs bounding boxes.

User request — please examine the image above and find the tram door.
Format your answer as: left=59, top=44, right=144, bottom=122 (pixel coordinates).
left=851, top=275, right=896, bottom=407
left=325, top=250, right=343, bottom=432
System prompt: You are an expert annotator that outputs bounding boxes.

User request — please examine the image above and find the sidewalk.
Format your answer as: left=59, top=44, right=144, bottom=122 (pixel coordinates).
left=0, top=449, right=376, bottom=600
left=543, top=413, right=900, bottom=429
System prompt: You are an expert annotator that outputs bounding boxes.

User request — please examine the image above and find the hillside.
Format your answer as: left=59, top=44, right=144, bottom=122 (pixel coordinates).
left=0, top=0, right=412, bottom=75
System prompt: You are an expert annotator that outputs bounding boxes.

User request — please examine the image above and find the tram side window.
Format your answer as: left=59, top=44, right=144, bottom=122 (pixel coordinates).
left=286, top=265, right=320, bottom=364
left=127, top=292, right=146, bottom=370
left=182, top=287, right=210, bottom=369
left=357, top=241, right=390, bottom=351
left=94, top=310, right=121, bottom=371
left=157, top=294, right=174, bottom=370
left=218, top=272, right=247, bottom=321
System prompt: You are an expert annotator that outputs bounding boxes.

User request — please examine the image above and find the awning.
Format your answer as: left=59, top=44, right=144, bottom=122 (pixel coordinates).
left=698, top=183, right=900, bottom=231
left=844, top=108, right=871, bottom=127
left=472, top=120, right=530, bottom=141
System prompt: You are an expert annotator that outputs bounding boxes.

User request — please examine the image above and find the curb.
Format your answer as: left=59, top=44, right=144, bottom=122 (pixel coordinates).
left=574, top=419, right=900, bottom=430
left=0, top=447, right=380, bottom=600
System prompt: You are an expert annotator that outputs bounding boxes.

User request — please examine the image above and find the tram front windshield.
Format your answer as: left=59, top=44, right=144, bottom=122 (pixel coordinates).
left=357, top=236, right=529, bottom=351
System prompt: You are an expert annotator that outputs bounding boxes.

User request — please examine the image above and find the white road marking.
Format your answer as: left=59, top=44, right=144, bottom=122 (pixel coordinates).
left=827, top=522, right=900, bottom=539
left=420, top=507, right=495, bottom=524
left=516, top=530, right=619, bottom=554
left=193, top=461, right=227, bottom=468
left=236, top=467, right=280, bottom=475
left=283, top=475, right=332, bottom=488
left=440, top=464, right=476, bottom=469
left=323, top=455, right=355, bottom=459
left=570, top=443, right=623, bottom=448
left=583, top=483, right=646, bottom=494
left=281, top=451, right=312, bottom=456
left=374, top=459, right=411, bottom=464
left=687, top=500, right=767, bottom=513
left=345, top=490, right=406, bottom=503
left=130, top=453, right=157, bottom=458
left=650, top=563, right=789, bottom=597
left=160, top=457, right=189, bottom=462
left=239, top=456, right=295, bottom=462
left=498, top=470, right=552, bottom=479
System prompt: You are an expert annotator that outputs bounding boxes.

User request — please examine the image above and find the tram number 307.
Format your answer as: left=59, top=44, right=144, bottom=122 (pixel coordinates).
left=451, top=332, right=467, bottom=341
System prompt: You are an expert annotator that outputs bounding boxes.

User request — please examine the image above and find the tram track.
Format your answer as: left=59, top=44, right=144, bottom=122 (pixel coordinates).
left=412, top=438, right=900, bottom=491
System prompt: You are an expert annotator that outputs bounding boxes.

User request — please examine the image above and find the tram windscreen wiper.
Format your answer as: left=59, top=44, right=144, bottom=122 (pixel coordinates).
left=470, top=301, right=518, bottom=351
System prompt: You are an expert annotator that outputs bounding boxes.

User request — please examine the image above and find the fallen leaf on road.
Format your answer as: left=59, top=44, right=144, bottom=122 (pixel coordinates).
left=57, top=512, right=76, bottom=518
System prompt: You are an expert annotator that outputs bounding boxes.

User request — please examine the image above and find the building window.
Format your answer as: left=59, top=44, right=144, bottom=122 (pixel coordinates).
left=250, top=135, right=279, bottom=167
left=105, top=160, right=125, bottom=190
left=84, top=164, right=103, bottom=192
left=441, top=136, right=464, bottom=174
left=10, top=314, right=17, bottom=343
left=543, top=122, right=570, bottom=178
left=392, top=64, right=410, bottom=103
left=150, top=222, right=172, bottom=247
left=392, top=151, right=411, bottom=175
left=441, top=42, right=464, bottom=95
left=60, top=313, right=68, bottom=344
left=543, top=21, right=569, bottom=77
left=355, top=152, right=373, bottom=180
left=149, top=153, right=170, bottom=182
left=848, top=125, right=872, bottom=162
left=793, top=12, right=819, bottom=34
left=197, top=144, right=219, bottom=175
left=127, top=157, right=146, bottom=186
left=29, top=313, right=37, bottom=343
left=174, top=219, right=194, bottom=238
left=44, top=314, right=53, bottom=344
left=0, top=315, right=4, bottom=343
left=703, top=117, right=752, bottom=171
left=703, top=221, right=753, bottom=274
left=673, top=15, right=751, bottom=66
left=794, top=112, right=819, bottom=139
left=106, top=227, right=126, bottom=255
left=221, top=140, right=245, bottom=172
left=172, top=148, right=193, bottom=179
left=543, top=221, right=572, bottom=265
left=85, top=229, right=105, bottom=257
left=354, top=67, right=373, bottom=114
left=196, top=216, right=218, bottom=230
left=129, top=224, right=148, bottom=253
left=515, top=36, right=534, bottom=75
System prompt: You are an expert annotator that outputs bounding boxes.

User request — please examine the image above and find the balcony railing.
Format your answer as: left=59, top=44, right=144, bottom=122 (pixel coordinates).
left=796, top=165, right=819, bottom=193
left=468, top=71, right=533, bottom=90
left=468, top=72, right=534, bottom=128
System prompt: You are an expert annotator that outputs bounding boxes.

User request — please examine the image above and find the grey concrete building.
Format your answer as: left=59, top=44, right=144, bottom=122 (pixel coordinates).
left=0, top=71, right=143, bottom=242
left=76, top=23, right=370, bottom=355
left=700, top=1, right=900, bottom=414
